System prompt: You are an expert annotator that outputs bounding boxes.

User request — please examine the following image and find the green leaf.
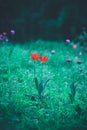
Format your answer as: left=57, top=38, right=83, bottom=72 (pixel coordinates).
left=70, top=83, right=76, bottom=97
left=69, top=83, right=76, bottom=103
left=9, top=48, right=13, bottom=57
left=34, top=77, right=38, bottom=90
left=44, top=79, right=50, bottom=88
left=38, top=80, right=44, bottom=96
left=68, top=93, right=74, bottom=103
left=38, top=79, right=50, bottom=98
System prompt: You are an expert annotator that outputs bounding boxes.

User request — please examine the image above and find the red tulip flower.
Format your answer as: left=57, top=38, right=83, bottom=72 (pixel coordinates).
left=30, top=54, right=40, bottom=61
left=39, top=56, right=48, bottom=63
left=30, top=53, right=49, bottom=98
left=30, top=53, right=40, bottom=79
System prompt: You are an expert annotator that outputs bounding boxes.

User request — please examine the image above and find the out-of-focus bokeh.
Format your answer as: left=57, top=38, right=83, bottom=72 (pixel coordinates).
left=0, top=0, right=87, bottom=42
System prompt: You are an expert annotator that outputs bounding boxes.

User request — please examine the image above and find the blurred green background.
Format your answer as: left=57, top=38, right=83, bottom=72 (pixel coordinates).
left=0, top=0, right=87, bottom=42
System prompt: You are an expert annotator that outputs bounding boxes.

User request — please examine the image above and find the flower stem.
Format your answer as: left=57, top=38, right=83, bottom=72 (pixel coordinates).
left=34, top=61, right=36, bottom=78
left=41, top=63, right=43, bottom=80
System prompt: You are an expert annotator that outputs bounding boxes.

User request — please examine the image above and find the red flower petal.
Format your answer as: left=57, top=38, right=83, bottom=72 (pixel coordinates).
left=30, top=54, right=40, bottom=61
left=39, top=56, right=48, bottom=63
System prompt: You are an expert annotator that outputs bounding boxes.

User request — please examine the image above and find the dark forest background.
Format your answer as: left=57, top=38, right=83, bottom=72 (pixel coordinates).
left=0, top=0, right=87, bottom=42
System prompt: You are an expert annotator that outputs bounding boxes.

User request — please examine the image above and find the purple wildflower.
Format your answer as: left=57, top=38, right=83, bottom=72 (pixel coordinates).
left=77, top=60, right=82, bottom=64
left=66, top=58, right=71, bottom=62
left=66, top=39, right=70, bottom=44
left=10, top=30, right=15, bottom=35
left=84, top=47, right=87, bottom=52
left=72, top=45, right=77, bottom=49
left=0, top=34, right=3, bottom=41
left=3, top=32, right=7, bottom=36
left=51, top=50, right=55, bottom=54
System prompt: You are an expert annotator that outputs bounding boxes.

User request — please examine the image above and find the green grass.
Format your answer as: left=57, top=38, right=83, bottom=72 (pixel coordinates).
left=0, top=40, right=87, bottom=130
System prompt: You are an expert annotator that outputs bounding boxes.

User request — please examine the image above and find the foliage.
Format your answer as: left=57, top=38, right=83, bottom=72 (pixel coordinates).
left=0, top=41, right=87, bottom=130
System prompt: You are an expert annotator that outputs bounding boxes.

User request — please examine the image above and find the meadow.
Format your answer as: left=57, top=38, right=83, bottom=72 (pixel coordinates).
left=0, top=39, right=87, bottom=130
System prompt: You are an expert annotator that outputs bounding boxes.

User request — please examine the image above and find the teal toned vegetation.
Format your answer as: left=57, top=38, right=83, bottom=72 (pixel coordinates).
left=0, top=40, right=87, bottom=130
